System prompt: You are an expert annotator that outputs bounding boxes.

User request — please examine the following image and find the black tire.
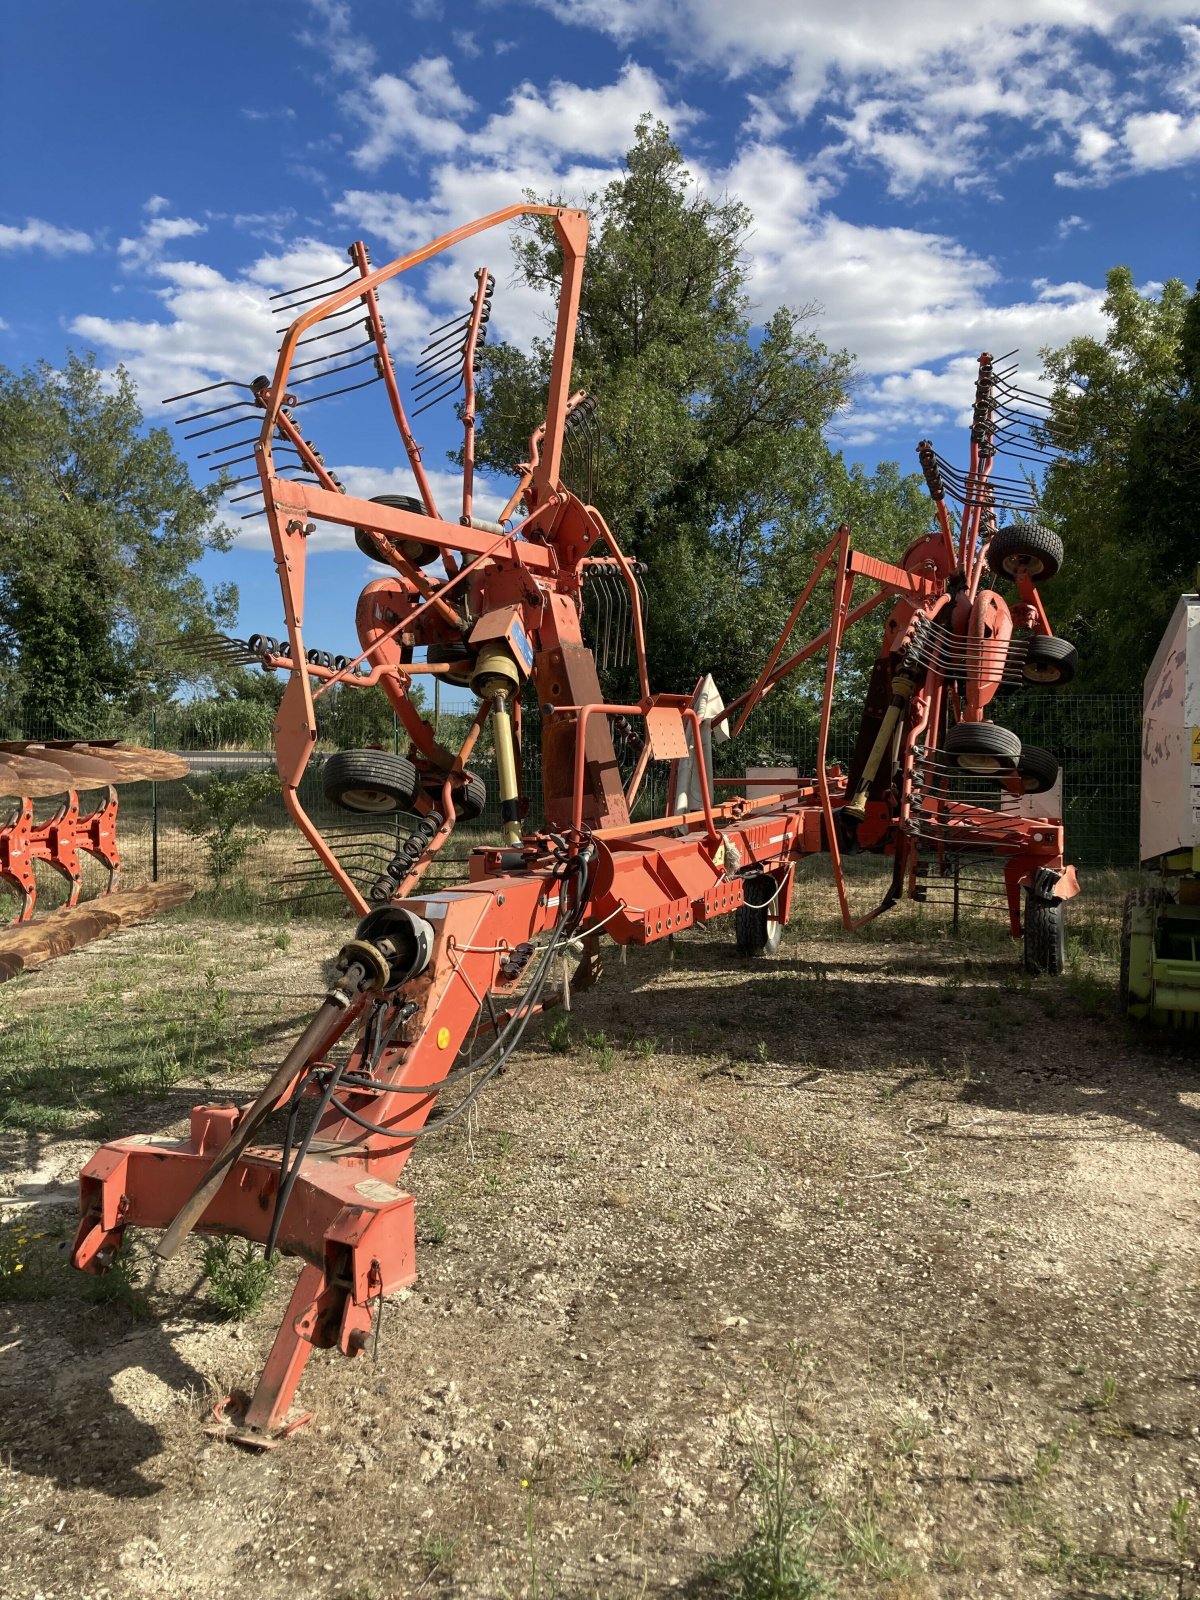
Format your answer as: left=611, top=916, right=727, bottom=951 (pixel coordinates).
left=354, top=493, right=439, bottom=569
left=1119, top=887, right=1169, bottom=1011
left=322, top=748, right=421, bottom=814
left=1016, top=745, right=1060, bottom=795
left=986, top=523, right=1064, bottom=582
left=735, top=874, right=784, bottom=957
left=1021, top=634, right=1077, bottom=686
left=1023, top=867, right=1067, bottom=976
left=427, top=639, right=475, bottom=688
left=423, top=772, right=487, bottom=822
left=943, top=720, right=1022, bottom=774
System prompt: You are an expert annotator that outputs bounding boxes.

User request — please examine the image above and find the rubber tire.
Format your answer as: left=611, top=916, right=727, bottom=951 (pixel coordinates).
left=427, top=639, right=475, bottom=688
left=424, top=772, right=487, bottom=822
left=1119, top=887, right=1168, bottom=1013
left=986, top=523, right=1064, bottom=582
left=322, top=748, right=421, bottom=814
left=1023, top=867, right=1066, bottom=976
left=1022, top=634, right=1077, bottom=686
left=354, top=493, right=439, bottom=569
left=1016, top=745, right=1060, bottom=795
left=735, top=875, right=784, bottom=957
left=943, top=720, right=1022, bottom=774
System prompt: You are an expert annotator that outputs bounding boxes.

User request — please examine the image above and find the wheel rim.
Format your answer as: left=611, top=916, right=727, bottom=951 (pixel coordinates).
left=340, top=786, right=399, bottom=813
left=957, top=753, right=1004, bottom=774
left=1003, top=553, right=1045, bottom=577
left=1023, top=662, right=1062, bottom=684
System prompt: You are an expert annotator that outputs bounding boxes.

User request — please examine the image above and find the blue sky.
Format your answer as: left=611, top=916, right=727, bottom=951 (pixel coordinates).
left=2, top=0, right=1197, bottom=701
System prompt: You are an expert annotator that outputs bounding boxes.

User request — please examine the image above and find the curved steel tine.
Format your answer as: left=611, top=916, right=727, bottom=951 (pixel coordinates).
left=297, top=312, right=371, bottom=350
left=208, top=445, right=301, bottom=472
left=185, top=412, right=263, bottom=440
left=422, top=306, right=475, bottom=340
left=272, top=283, right=367, bottom=316
left=413, top=341, right=467, bottom=382
left=288, top=350, right=378, bottom=388
left=162, top=377, right=251, bottom=405
left=291, top=337, right=375, bottom=372
left=412, top=355, right=464, bottom=392
left=290, top=374, right=382, bottom=409
left=174, top=396, right=260, bottom=425
left=268, top=263, right=357, bottom=300
left=411, top=376, right=463, bottom=416
left=417, top=319, right=471, bottom=361
left=197, top=434, right=260, bottom=459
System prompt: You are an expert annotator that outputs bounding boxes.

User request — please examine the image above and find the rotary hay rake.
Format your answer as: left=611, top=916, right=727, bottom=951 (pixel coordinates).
left=0, top=741, right=193, bottom=976
left=71, top=204, right=1078, bottom=1446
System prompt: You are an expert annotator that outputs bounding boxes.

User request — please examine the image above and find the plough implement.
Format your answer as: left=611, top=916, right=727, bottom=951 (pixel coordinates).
left=0, top=742, right=192, bottom=973
left=72, top=204, right=1077, bottom=1444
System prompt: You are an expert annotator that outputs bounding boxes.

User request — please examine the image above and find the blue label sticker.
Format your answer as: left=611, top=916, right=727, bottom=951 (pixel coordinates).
left=510, top=618, right=535, bottom=672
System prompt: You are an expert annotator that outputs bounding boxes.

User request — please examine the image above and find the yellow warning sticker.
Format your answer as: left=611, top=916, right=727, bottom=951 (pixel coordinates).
left=1191, top=727, right=1200, bottom=763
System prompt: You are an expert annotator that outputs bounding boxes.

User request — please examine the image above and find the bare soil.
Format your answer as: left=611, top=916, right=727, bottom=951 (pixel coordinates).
left=2, top=879, right=1200, bottom=1600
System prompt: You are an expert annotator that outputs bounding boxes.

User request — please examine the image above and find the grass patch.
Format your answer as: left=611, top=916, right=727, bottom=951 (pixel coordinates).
left=201, top=1237, right=278, bottom=1320
left=694, top=1346, right=833, bottom=1599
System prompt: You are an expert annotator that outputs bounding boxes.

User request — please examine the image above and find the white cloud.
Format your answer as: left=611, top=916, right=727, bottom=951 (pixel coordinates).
left=532, top=0, right=1200, bottom=191
left=1056, top=213, right=1090, bottom=239
left=475, top=63, right=701, bottom=159
left=117, top=214, right=207, bottom=270
left=1077, top=123, right=1118, bottom=165
left=0, top=218, right=94, bottom=255
left=300, top=0, right=376, bottom=76
left=349, top=57, right=475, bottom=168
left=70, top=242, right=342, bottom=411
left=1124, top=107, right=1200, bottom=166
left=144, top=195, right=171, bottom=215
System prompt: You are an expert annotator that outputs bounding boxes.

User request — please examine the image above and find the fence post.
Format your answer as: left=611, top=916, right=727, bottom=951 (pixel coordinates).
left=151, top=707, right=159, bottom=884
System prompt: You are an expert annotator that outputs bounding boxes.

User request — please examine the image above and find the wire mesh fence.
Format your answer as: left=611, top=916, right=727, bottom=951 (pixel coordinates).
left=0, top=691, right=1143, bottom=917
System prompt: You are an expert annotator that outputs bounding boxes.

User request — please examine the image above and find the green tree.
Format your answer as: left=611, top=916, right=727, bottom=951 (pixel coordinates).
left=1040, top=268, right=1199, bottom=691
left=0, top=351, right=236, bottom=732
left=471, top=120, right=930, bottom=710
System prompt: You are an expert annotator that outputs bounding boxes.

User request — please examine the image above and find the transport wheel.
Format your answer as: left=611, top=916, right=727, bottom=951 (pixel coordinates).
left=1021, top=634, right=1077, bottom=686
left=423, top=772, right=487, bottom=821
left=322, top=749, right=421, bottom=814
left=1023, top=867, right=1066, bottom=976
left=354, top=493, right=440, bottom=568
left=1119, top=888, right=1167, bottom=1014
left=943, top=720, right=1022, bottom=774
left=427, top=640, right=475, bottom=687
left=735, top=874, right=784, bottom=957
left=986, top=523, right=1064, bottom=582
left=1016, top=745, right=1060, bottom=795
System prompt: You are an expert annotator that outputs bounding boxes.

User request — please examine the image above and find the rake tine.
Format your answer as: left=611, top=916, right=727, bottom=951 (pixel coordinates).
left=197, top=434, right=260, bottom=460
left=296, top=313, right=371, bottom=349
left=174, top=396, right=260, bottom=425
left=288, top=351, right=378, bottom=389
left=162, top=377, right=251, bottom=405
left=290, top=375, right=382, bottom=409
left=269, top=262, right=358, bottom=301
left=272, top=282, right=367, bottom=317
left=291, top=337, right=375, bottom=373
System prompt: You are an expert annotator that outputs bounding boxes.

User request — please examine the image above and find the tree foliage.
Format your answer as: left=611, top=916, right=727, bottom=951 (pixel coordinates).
left=472, top=121, right=930, bottom=708
left=1040, top=268, right=1200, bottom=692
left=0, top=352, right=236, bottom=732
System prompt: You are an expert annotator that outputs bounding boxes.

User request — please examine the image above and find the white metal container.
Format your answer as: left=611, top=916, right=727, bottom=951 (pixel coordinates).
left=1141, top=594, right=1200, bottom=863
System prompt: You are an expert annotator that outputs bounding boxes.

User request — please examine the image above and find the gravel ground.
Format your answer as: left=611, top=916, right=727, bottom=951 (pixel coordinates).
left=1, top=886, right=1199, bottom=1600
